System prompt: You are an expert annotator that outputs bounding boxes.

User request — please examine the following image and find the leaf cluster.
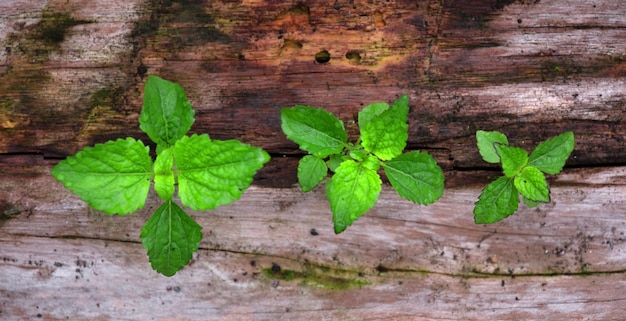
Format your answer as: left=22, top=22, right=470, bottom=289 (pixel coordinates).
left=474, top=130, right=575, bottom=224
left=281, top=95, right=445, bottom=233
left=52, top=76, right=269, bottom=276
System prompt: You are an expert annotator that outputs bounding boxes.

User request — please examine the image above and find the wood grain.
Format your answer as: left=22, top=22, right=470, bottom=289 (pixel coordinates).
left=0, top=0, right=624, bottom=167
left=1, top=0, right=625, bottom=319
left=1, top=162, right=625, bottom=320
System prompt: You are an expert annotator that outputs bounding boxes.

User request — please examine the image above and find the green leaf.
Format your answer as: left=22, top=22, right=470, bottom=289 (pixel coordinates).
left=327, top=154, right=350, bottom=172
left=362, top=154, right=381, bottom=171
left=298, top=155, right=327, bottom=192
left=514, top=166, right=550, bottom=202
left=51, top=138, right=152, bottom=215
left=523, top=196, right=542, bottom=208
left=281, top=106, right=348, bottom=158
left=174, top=134, right=270, bottom=211
left=383, top=151, right=444, bottom=205
left=361, top=95, right=409, bottom=160
left=358, top=102, right=389, bottom=128
left=140, top=200, right=202, bottom=277
left=154, top=147, right=175, bottom=200
left=474, top=176, right=519, bottom=224
left=476, top=130, right=509, bottom=163
left=326, top=160, right=381, bottom=234
left=528, top=131, right=575, bottom=174
left=139, top=75, right=195, bottom=148
left=495, top=144, right=528, bottom=178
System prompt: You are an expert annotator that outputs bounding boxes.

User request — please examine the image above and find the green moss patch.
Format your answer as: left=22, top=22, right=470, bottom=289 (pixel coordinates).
left=262, top=263, right=369, bottom=290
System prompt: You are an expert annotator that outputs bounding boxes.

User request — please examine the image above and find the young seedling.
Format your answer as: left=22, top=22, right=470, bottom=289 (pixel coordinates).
left=474, top=130, right=575, bottom=224
left=281, top=95, right=445, bottom=233
left=52, top=75, right=270, bottom=276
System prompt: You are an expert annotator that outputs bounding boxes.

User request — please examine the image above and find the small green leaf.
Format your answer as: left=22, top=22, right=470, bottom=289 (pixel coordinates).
left=523, top=196, right=542, bottom=208
left=495, top=144, right=528, bottom=178
left=154, top=147, right=175, bottom=200
left=298, top=155, right=327, bottom=192
left=383, top=151, right=444, bottom=205
left=140, top=200, right=202, bottom=277
left=362, top=154, right=381, bottom=171
left=349, top=149, right=368, bottom=162
left=139, top=75, right=195, bottom=148
left=528, top=131, right=575, bottom=174
left=326, top=160, right=381, bottom=234
left=327, top=154, right=350, bottom=172
left=51, top=138, right=152, bottom=215
left=476, top=130, right=509, bottom=163
left=514, top=166, right=550, bottom=202
left=361, top=95, right=409, bottom=160
left=174, top=134, right=270, bottom=211
left=358, top=102, right=389, bottom=128
left=474, top=176, right=519, bottom=224
left=281, top=106, right=348, bottom=158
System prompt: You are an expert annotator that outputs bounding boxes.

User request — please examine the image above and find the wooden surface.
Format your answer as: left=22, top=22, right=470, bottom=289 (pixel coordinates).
left=1, top=0, right=625, bottom=320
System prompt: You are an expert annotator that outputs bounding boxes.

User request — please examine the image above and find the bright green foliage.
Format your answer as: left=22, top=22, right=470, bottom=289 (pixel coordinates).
left=474, top=176, right=519, bottom=224
left=495, top=144, right=528, bottom=178
left=327, top=154, right=350, bottom=172
left=383, top=151, right=444, bottom=205
left=51, top=138, right=152, bottom=215
left=298, top=155, right=327, bottom=192
left=514, top=166, right=550, bottom=202
left=281, top=95, right=444, bottom=233
left=529, top=131, right=575, bottom=174
left=360, top=95, right=409, bottom=161
left=280, top=106, right=348, bottom=158
left=326, top=160, right=381, bottom=234
left=174, top=134, right=270, bottom=210
left=139, top=75, right=194, bottom=149
left=154, top=147, right=175, bottom=200
left=474, top=130, right=575, bottom=224
left=140, top=200, right=202, bottom=277
left=362, top=154, right=381, bottom=171
left=358, top=102, right=389, bottom=127
left=476, top=130, right=509, bottom=163
left=52, top=76, right=269, bottom=276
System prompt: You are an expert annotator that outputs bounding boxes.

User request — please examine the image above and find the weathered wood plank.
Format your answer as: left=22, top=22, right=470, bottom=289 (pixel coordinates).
left=1, top=0, right=625, bottom=168
left=2, top=235, right=626, bottom=320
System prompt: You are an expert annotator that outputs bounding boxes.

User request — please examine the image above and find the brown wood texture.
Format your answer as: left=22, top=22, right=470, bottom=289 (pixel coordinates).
left=1, top=0, right=625, bottom=320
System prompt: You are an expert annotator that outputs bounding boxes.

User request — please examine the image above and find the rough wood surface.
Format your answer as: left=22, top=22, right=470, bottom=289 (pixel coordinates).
left=1, top=162, right=625, bottom=320
left=1, top=0, right=625, bottom=320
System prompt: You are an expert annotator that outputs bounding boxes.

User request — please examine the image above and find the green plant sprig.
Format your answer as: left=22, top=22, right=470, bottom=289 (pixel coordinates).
left=473, top=130, right=575, bottom=224
left=281, top=95, right=445, bottom=234
left=52, top=75, right=270, bottom=276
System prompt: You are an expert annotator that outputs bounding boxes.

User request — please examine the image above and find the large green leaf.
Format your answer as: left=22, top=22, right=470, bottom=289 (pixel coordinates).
left=174, top=134, right=270, bottom=211
left=298, top=155, right=327, bottom=192
left=514, top=166, right=550, bottom=202
left=139, top=75, right=195, bottom=148
left=528, top=131, right=575, bottom=174
left=383, top=151, right=444, bottom=205
left=280, top=105, right=348, bottom=158
left=474, top=176, right=519, bottom=224
left=476, top=130, right=509, bottom=163
left=495, top=144, right=528, bottom=178
left=51, top=138, right=152, bottom=215
left=361, top=95, right=409, bottom=161
left=326, top=160, right=381, bottom=234
left=140, top=200, right=202, bottom=277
